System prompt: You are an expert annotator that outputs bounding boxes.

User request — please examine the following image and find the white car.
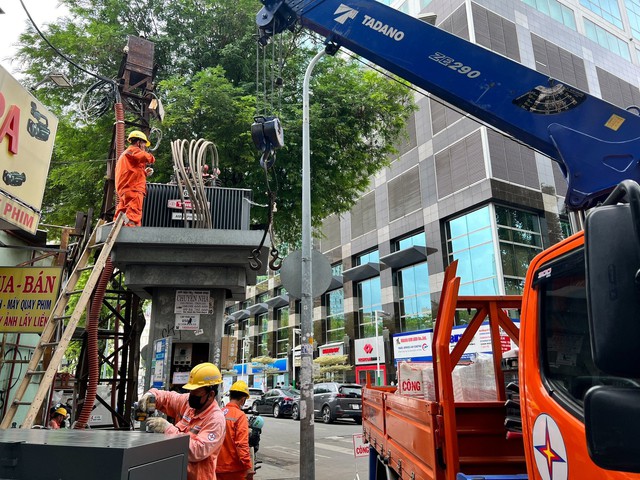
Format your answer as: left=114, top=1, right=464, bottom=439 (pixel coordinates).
left=220, top=387, right=264, bottom=411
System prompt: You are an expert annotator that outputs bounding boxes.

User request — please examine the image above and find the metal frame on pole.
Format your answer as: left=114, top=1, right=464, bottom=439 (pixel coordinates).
left=292, top=328, right=301, bottom=387
left=300, top=48, right=326, bottom=480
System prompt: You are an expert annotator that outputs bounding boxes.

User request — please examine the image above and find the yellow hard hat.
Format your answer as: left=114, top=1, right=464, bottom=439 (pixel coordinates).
left=127, top=130, right=150, bottom=147
left=230, top=380, right=250, bottom=396
left=54, top=407, right=67, bottom=416
left=183, top=363, right=223, bottom=390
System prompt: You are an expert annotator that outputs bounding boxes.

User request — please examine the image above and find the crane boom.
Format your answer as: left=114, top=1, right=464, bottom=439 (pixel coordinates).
left=257, top=0, right=640, bottom=209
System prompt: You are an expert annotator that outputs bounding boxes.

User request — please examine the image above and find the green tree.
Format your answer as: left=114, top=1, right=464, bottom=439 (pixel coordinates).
left=16, top=0, right=414, bottom=244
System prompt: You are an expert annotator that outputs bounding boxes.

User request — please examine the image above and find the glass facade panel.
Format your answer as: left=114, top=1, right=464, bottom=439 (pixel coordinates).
left=522, top=0, right=577, bottom=29
left=357, top=277, right=382, bottom=337
left=580, top=0, right=623, bottom=28
left=627, top=0, right=640, bottom=40
left=399, top=262, right=432, bottom=331
left=356, top=250, right=380, bottom=265
left=325, top=289, right=345, bottom=342
left=397, top=231, right=426, bottom=251
left=276, top=307, right=290, bottom=358
left=496, top=206, right=543, bottom=295
left=584, top=18, right=631, bottom=60
left=258, top=313, right=268, bottom=356
left=446, top=206, right=499, bottom=295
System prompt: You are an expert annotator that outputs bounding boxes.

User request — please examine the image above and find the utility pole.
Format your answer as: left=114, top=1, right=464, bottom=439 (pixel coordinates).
left=300, top=48, right=326, bottom=480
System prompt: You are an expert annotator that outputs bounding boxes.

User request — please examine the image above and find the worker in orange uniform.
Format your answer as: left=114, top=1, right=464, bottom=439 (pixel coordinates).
left=138, top=363, right=226, bottom=480
left=115, top=130, right=155, bottom=227
left=48, top=406, right=67, bottom=429
left=216, top=381, right=254, bottom=480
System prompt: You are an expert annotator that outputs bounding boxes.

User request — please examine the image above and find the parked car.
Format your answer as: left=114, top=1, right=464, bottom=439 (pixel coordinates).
left=220, top=387, right=264, bottom=412
left=251, top=388, right=299, bottom=418
left=291, top=382, right=362, bottom=424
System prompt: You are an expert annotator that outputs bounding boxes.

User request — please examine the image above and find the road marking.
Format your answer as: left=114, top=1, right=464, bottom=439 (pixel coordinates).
left=314, top=441, right=355, bottom=455
left=265, top=445, right=330, bottom=459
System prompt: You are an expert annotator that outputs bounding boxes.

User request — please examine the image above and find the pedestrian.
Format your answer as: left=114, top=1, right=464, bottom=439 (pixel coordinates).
left=137, top=363, right=226, bottom=480
left=48, top=406, right=67, bottom=429
left=216, top=381, right=254, bottom=480
left=115, top=130, right=155, bottom=227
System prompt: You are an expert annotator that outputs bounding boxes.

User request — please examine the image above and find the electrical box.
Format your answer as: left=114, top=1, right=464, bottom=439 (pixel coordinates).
left=173, top=344, right=193, bottom=366
left=0, top=430, right=189, bottom=480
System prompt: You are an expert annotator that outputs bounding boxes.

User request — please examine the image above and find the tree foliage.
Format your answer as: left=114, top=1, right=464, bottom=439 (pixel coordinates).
left=15, top=0, right=414, bottom=244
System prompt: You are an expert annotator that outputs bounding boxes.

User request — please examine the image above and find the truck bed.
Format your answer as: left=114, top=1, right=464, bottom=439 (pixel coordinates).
left=363, top=262, right=526, bottom=480
left=363, top=388, right=526, bottom=480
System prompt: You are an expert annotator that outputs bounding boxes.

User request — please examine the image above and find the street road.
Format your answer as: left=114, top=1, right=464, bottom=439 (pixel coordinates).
left=254, top=415, right=369, bottom=480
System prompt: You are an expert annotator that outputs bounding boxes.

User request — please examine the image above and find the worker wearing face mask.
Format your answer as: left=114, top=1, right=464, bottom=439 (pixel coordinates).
left=138, top=363, right=226, bottom=480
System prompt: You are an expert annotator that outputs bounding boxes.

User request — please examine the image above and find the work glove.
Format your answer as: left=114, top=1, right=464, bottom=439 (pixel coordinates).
left=146, top=417, right=170, bottom=433
left=137, top=392, right=153, bottom=413
left=145, top=167, right=154, bottom=177
left=245, top=470, right=255, bottom=480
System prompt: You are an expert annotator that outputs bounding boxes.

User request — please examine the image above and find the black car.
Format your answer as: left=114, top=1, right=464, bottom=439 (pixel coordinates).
left=291, top=382, right=362, bottom=424
left=251, top=388, right=299, bottom=418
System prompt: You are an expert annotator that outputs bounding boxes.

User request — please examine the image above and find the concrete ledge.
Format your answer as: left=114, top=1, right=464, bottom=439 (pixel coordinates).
left=99, top=225, right=269, bottom=299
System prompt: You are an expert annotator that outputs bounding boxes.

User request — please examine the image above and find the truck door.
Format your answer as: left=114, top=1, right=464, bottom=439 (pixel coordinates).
left=520, top=234, right=640, bottom=479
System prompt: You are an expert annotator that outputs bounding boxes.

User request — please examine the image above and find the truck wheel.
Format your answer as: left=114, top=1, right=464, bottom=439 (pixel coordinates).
left=273, top=404, right=281, bottom=418
left=292, top=404, right=300, bottom=421
left=354, top=416, right=362, bottom=425
left=322, top=405, right=334, bottom=424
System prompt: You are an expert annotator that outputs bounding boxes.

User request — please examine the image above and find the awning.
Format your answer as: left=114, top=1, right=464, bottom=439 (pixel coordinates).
left=266, top=294, right=289, bottom=309
left=379, top=245, right=438, bottom=269
left=327, top=275, right=343, bottom=292
left=224, top=316, right=236, bottom=326
left=230, top=309, right=250, bottom=321
left=247, top=302, right=269, bottom=316
left=342, top=262, right=380, bottom=283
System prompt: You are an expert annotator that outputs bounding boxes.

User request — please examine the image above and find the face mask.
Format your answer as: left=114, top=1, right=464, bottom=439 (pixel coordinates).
left=188, top=392, right=208, bottom=409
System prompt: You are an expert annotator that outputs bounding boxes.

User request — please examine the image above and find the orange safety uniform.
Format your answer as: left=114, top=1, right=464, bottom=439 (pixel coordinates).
left=216, top=403, right=253, bottom=479
left=150, top=388, right=226, bottom=480
left=114, top=145, right=155, bottom=226
left=48, top=419, right=60, bottom=429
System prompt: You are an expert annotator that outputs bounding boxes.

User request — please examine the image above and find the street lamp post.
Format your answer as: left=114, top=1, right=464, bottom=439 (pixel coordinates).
left=291, top=328, right=301, bottom=387
left=374, top=311, right=390, bottom=385
left=242, top=336, right=250, bottom=377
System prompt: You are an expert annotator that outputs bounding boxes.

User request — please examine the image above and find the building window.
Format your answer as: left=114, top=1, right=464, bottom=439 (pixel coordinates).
left=522, top=0, right=577, bottom=29
left=398, top=263, right=432, bottom=331
left=396, top=231, right=426, bottom=251
left=356, top=250, right=379, bottom=265
left=584, top=18, right=630, bottom=60
left=496, top=206, right=544, bottom=295
left=580, top=0, right=623, bottom=28
left=560, top=219, right=572, bottom=239
left=257, top=313, right=269, bottom=356
left=357, top=277, right=383, bottom=337
left=276, top=307, right=290, bottom=358
left=446, top=206, right=500, bottom=295
left=325, top=289, right=345, bottom=342
left=626, top=0, right=640, bottom=40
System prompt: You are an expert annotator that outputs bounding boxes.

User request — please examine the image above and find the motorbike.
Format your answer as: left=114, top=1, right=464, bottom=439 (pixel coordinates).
left=248, top=411, right=264, bottom=471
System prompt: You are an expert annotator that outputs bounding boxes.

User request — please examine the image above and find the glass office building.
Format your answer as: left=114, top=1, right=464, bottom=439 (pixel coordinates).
left=226, top=0, right=640, bottom=385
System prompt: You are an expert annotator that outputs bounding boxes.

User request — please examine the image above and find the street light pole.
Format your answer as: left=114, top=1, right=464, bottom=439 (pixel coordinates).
left=374, top=311, right=389, bottom=385
left=300, top=47, right=326, bottom=480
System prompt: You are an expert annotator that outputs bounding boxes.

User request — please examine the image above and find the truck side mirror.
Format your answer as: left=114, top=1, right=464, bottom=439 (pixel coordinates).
left=585, top=386, right=640, bottom=473
left=585, top=181, right=640, bottom=377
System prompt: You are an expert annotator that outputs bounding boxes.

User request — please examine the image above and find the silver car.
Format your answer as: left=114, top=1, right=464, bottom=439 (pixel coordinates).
left=291, top=382, right=362, bottom=424
left=220, top=387, right=264, bottom=412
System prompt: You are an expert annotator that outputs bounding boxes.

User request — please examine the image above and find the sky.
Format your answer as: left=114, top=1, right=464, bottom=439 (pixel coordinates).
left=1, top=1, right=69, bottom=78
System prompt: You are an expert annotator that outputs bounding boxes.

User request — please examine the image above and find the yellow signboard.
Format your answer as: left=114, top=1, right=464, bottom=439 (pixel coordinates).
left=0, top=267, right=62, bottom=333
left=0, top=66, right=59, bottom=234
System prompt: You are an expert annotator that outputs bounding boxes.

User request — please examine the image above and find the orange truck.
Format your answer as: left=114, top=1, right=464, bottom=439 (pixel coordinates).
left=254, top=1, right=640, bottom=477
left=362, top=181, right=640, bottom=480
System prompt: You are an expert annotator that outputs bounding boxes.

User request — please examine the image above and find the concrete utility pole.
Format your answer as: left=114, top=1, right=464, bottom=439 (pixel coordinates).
left=300, top=48, right=325, bottom=480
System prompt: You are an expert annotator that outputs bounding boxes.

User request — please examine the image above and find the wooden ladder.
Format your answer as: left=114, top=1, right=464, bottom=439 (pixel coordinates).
left=0, top=216, right=125, bottom=429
